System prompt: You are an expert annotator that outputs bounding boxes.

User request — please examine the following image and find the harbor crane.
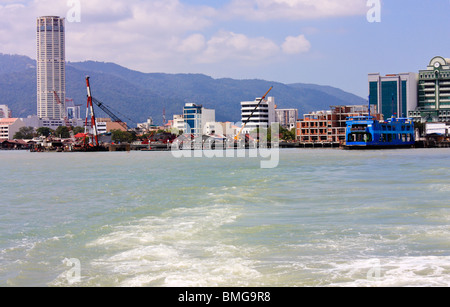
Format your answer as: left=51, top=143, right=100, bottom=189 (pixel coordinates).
left=234, top=86, right=273, bottom=141
left=85, top=76, right=100, bottom=147
left=85, top=77, right=132, bottom=146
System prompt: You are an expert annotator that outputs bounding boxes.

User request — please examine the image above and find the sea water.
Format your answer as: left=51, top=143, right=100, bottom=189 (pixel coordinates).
left=0, top=149, right=449, bottom=287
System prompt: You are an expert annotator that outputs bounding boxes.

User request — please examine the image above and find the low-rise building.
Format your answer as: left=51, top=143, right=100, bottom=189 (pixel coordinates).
left=426, top=122, right=450, bottom=136
left=96, top=118, right=128, bottom=134
left=296, top=105, right=381, bottom=144
left=0, top=118, right=26, bottom=140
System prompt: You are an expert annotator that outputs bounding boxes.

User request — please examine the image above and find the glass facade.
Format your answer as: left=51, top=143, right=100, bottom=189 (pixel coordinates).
left=369, top=75, right=411, bottom=120
left=380, top=81, right=398, bottom=119
left=183, top=104, right=202, bottom=136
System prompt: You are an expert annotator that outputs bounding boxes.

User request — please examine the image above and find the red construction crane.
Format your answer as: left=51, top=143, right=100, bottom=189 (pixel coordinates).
left=85, top=77, right=99, bottom=147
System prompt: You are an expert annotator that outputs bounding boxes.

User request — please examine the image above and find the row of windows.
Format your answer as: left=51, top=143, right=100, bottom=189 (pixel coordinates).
left=348, top=133, right=413, bottom=143
left=379, top=124, right=413, bottom=131
left=37, top=26, right=64, bottom=32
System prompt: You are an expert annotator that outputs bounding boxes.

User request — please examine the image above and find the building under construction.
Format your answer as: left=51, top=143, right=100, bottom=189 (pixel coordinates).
left=296, top=105, right=382, bottom=146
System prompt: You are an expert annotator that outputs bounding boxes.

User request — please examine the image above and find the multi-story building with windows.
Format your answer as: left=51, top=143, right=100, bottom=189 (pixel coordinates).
left=36, top=16, right=66, bottom=120
left=0, top=118, right=26, bottom=140
left=275, top=108, right=298, bottom=130
left=240, top=96, right=275, bottom=133
left=368, top=72, right=418, bottom=120
left=296, top=105, right=381, bottom=144
left=183, top=103, right=215, bottom=136
left=409, top=56, right=450, bottom=122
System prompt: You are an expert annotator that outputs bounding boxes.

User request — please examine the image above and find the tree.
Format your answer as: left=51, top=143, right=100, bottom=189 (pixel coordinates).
left=111, top=129, right=136, bottom=143
left=55, top=126, right=70, bottom=138
left=72, top=126, right=85, bottom=135
left=36, top=127, right=53, bottom=137
left=280, top=126, right=296, bottom=141
left=14, top=126, right=35, bottom=139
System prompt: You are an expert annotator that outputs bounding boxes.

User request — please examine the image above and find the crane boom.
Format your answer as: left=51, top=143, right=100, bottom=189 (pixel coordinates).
left=86, top=77, right=99, bottom=147
left=235, top=86, right=273, bottom=141
left=91, top=97, right=129, bottom=131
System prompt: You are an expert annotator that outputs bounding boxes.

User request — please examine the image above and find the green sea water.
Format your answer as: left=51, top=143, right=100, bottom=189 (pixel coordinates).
left=1, top=149, right=449, bottom=287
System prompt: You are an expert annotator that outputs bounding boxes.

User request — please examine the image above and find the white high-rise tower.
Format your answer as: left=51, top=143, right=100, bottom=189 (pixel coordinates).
left=36, top=16, right=66, bottom=120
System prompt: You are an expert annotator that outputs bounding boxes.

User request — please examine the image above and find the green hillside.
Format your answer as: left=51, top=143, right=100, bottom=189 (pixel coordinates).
left=0, top=54, right=366, bottom=125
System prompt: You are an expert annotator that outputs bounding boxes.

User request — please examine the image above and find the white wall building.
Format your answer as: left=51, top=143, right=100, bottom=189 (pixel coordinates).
left=21, top=115, right=84, bottom=130
left=426, top=122, right=450, bottom=136
left=240, top=96, right=276, bottom=133
left=0, top=118, right=26, bottom=140
left=0, top=105, right=11, bottom=119
left=37, top=16, right=66, bottom=120
left=172, top=115, right=185, bottom=133
left=137, top=117, right=154, bottom=131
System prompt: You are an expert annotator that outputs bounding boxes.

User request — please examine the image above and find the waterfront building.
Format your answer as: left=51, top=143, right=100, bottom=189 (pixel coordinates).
left=368, top=72, right=418, bottom=120
left=275, top=108, right=298, bottom=130
left=36, top=16, right=66, bottom=120
left=0, top=105, right=12, bottom=119
left=296, top=105, right=381, bottom=144
left=426, top=122, right=450, bottom=136
left=20, top=115, right=83, bottom=130
left=171, top=115, right=185, bottom=133
left=183, top=103, right=215, bottom=136
left=65, top=98, right=82, bottom=123
left=137, top=117, right=155, bottom=132
left=96, top=118, right=128, bottom=134
left=409, top=56, right=450, bottom=122
left=0, top=118, right=26, bottom=140
left=240, top=96, right=275, bottom=133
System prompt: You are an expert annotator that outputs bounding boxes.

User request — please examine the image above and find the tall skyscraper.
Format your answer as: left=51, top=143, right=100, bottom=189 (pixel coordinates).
left=36, top=16, right=66, bottom=120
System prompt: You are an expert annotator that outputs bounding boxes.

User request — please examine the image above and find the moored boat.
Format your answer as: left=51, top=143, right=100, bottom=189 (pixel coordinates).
left=344, top=116, right=415, bottom=149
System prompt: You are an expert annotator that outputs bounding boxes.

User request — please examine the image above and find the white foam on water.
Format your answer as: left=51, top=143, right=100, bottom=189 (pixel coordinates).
left=86, top=204, right=263, bottom=287
left=325, top=256, right=450, bottom=287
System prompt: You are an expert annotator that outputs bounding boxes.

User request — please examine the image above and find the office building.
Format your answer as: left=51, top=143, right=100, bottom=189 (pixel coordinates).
left=36, top=16, right=66, bottom=120
left=368, top=72, right=418, bottom=120
left=409, top=56, right=450, bottom=122
left=240, top=96, right=275, bottom=133
left=183, top=103, right=215, bottom=136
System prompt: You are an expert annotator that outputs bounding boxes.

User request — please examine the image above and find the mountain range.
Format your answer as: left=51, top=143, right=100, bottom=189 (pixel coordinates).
left=0, top=53, right=366, bottom=126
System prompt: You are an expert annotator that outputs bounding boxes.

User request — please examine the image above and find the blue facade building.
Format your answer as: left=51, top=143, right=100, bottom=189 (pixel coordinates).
left=368, top=73, right=418, bottom=120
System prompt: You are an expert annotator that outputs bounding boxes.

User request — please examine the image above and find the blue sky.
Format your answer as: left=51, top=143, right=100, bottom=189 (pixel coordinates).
left=1, top=0, right=449, bottom=98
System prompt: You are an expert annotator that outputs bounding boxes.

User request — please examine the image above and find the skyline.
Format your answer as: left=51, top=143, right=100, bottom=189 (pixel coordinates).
left=1, top=1, right=450, bottom=98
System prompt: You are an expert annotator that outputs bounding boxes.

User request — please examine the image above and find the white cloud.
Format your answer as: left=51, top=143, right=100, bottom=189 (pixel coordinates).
left=197, top=31, right=280, bottom=64
left=282, top=34, right=311, bottom=54
left=0, top=0, right=314, bottom=74
left=178, top=34, right=206, bottom=53
left=225, top=0, right=368, bottom=20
